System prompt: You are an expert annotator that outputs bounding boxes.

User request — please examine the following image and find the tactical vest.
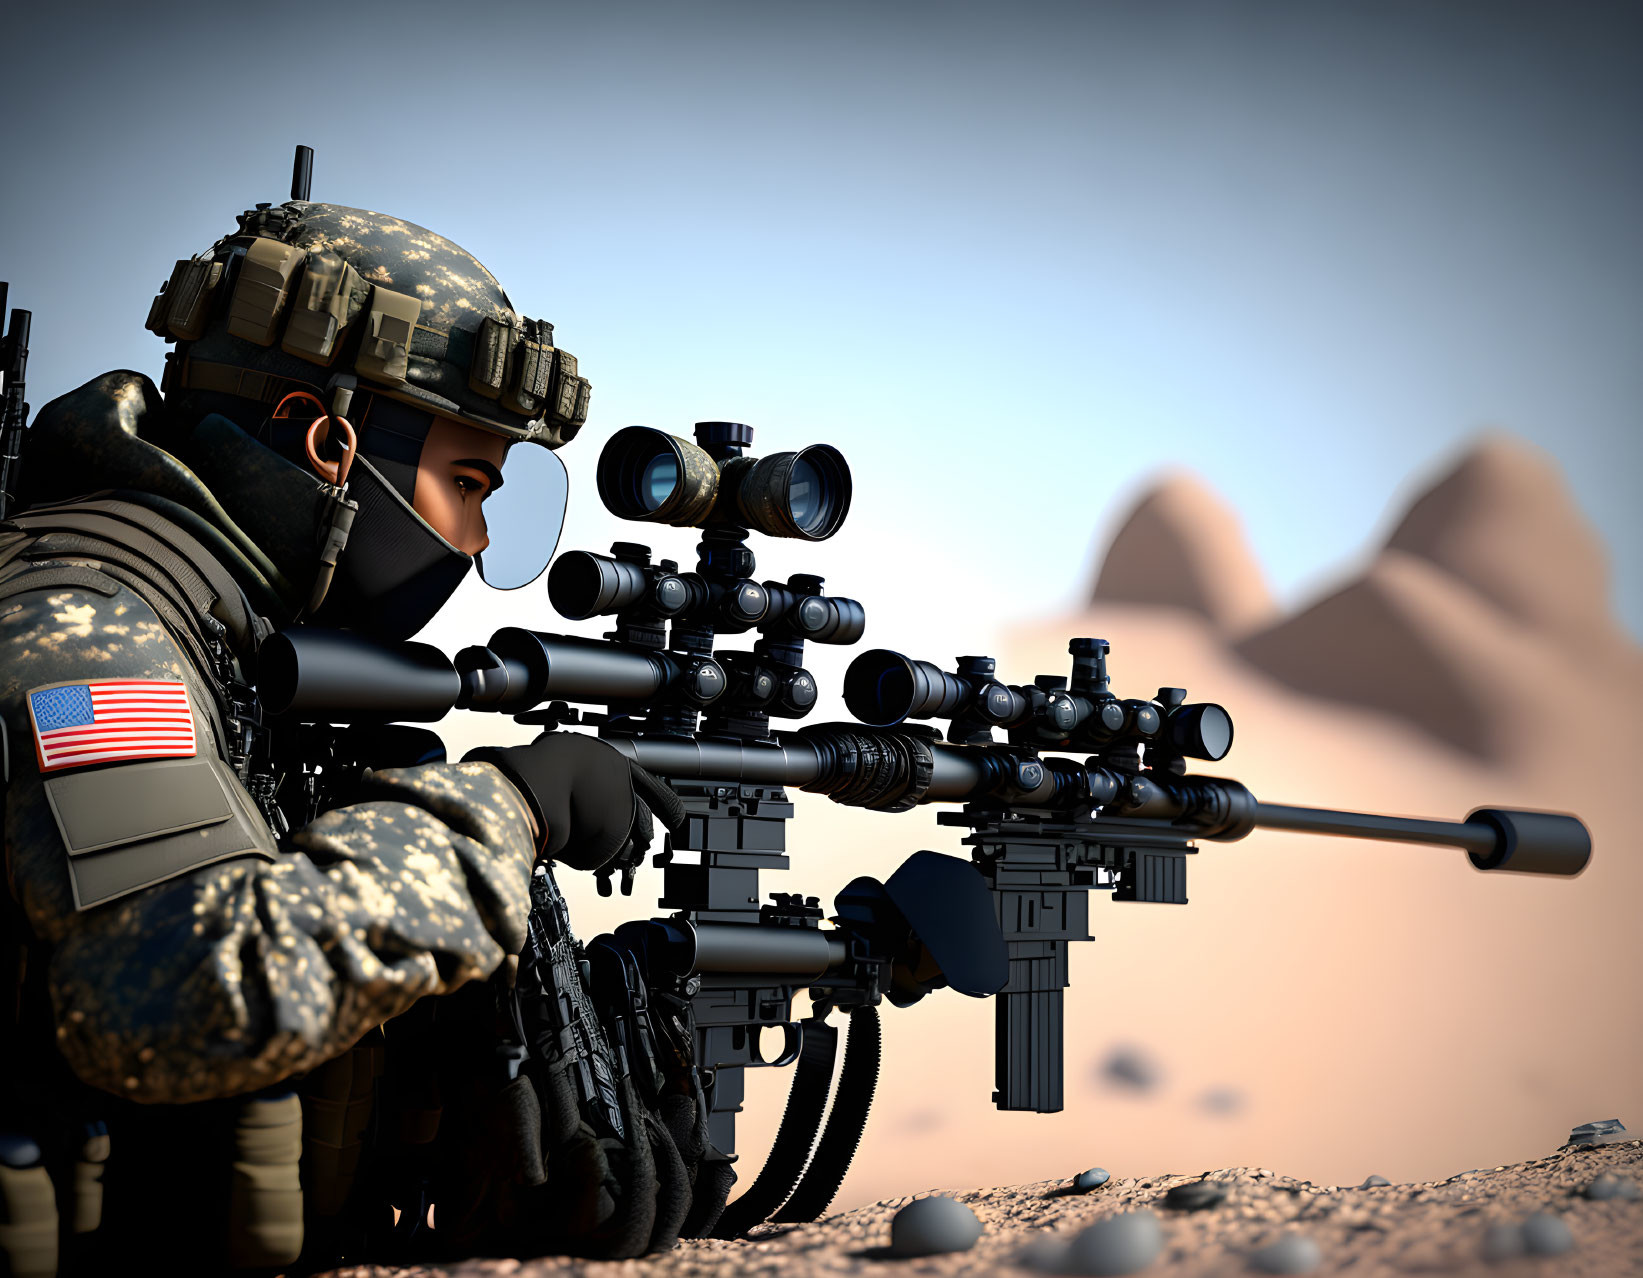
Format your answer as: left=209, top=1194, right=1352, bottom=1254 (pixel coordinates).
left=0, top=492, right=379, bottom=1274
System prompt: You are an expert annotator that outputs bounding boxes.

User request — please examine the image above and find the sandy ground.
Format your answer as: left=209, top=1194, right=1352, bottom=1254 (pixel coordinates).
left=315, top=1138, right=1642, bottom=1277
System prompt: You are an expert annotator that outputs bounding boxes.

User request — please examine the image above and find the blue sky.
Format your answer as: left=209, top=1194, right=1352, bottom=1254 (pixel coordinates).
left=6, top=1, right=1638, bottom=667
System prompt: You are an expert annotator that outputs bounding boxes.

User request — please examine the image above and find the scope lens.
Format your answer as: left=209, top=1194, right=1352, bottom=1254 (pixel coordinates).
left=845, top=649, right=968, bottom=725
left=547, top=550, right=650, bottom=620
left=1168, top=703, right=1234, bottom=761
left=734, top=444, right=852, bottom=541
left=788, top=456, right=831, bottom=534
left=597, top=426, right=720, bottom=526
left=638, top=452, right=679, bottom=512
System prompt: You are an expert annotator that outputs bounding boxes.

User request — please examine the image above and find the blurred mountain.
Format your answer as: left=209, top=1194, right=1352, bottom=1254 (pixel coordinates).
left=1381, top=434, right=1626, bottom=655
left=1089, top=471, right=1275, bottom=634
left=1090, top=436, right=1640, bottom=761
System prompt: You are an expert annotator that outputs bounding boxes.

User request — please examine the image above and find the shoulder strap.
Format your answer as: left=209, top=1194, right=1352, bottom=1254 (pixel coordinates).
left=10, top=499, right=259, bottom=650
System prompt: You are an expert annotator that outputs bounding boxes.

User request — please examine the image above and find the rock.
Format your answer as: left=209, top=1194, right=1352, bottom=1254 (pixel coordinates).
left=1585, top=1173, right=1641, bottom=1201
left=1565, top=1118, right=1628, bottom=1147
left=1074, top=1167, right=1111, bottom=1193
left=1520, top=1211, right=1574, bottom=1256
left=1248, top=1232, right=1322, bottom=1273
left=1098, top=1045, right=1162, bottom=1093
left=1360, top=1175, right=1391, bottom=1188
left=1163, top=1179, right=1225, bottom=1211
left=1480, top=1221, right=1525, bottom=1262
left=888, top=1194, right=983, bottom=1257
left=1198, top=1087, right=1244, bottom=1116
left=1063, top=1209, right=1164, bottom=1276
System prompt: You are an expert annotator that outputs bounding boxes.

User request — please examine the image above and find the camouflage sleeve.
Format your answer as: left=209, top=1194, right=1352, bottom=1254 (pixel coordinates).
left=2, top=578, right=537, bottom=1104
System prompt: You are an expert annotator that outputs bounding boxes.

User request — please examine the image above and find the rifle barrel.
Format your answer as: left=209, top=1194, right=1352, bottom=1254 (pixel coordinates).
left=1252, top=802, right=1590, bottom=876
left=1253, top=802, right=1496, bottom=853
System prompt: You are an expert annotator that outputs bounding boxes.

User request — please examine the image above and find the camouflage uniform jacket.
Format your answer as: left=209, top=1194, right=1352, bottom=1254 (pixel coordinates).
left=0, top=373, right=538, bottom=1105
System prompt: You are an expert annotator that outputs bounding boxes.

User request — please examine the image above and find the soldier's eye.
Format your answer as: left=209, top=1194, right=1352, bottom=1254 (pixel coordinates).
left=455, top=475, right=488, bottom=498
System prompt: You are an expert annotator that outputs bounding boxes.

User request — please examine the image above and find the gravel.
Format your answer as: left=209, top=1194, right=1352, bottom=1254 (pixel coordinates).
left=311, top=1136, right=1643, bottom=1278
left=887, top=1195, right=983, bottom=1256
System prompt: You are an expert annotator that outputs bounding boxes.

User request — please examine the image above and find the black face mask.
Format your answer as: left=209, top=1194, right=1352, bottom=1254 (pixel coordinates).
left=310, top=453, right=473, bottom=641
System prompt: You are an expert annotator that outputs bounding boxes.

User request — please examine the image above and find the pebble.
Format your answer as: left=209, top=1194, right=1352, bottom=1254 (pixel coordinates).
left=1199, top=1086, right=1244, bottom=1115
left=1163, top=1179, right=1226, bottom=1211
left=1520, top=1211, right=1574, bottom=1257
left=1480, top=1222, right=1524, bottom=1262
left=1100, top=1045, right=1163, bottom=1092
left=1359, top=1175, right=1391, bottom=1188
left=1585, top=1173, right=1641, bottom=1201
left=888, top=1195, right=983, bottom=1256
left=1063, top=1209, right=1164, bottom=1276
left=1565, top=1118, right=1628, bottom=1147
left=1248, top=1233, right=1322, bottom=1274
left=1074, top=1167, right=1111, bottom=1193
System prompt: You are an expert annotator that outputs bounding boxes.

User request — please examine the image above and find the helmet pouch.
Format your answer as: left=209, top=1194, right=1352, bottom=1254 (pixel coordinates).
left=354, top=286, right=423, bottom=387
left=226, top=238, right=306, bottom=346
left=145, top=257, right=227, bottom=342
left=281, top=251, right=366, bottom=364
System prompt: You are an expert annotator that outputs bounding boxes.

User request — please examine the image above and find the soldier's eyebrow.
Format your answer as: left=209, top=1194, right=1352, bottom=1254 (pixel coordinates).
left=454, top=459, right=505, bottom=492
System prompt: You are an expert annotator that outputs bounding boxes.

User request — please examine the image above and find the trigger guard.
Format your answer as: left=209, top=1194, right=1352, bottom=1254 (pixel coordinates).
left=749, top=1021, right=804, bottom=1067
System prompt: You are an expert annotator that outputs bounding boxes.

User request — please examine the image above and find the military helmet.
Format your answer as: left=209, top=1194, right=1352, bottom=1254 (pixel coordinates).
left=148, top=200, right=590, bottom=450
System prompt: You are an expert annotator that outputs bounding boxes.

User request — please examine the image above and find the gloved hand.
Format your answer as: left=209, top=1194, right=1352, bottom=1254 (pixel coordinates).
left=466, top=733, right=686, bottom=891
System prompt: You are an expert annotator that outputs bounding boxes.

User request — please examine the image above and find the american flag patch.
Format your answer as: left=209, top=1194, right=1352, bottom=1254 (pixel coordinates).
left=27, top=680, right=198, bottom=773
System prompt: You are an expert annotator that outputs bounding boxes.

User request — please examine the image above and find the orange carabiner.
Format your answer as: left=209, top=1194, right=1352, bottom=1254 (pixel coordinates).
left=275, top=390, right=357, bottom=486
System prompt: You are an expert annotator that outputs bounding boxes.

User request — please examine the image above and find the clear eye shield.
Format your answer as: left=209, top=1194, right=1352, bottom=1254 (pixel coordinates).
left=475, top=440, right=568, bottom=589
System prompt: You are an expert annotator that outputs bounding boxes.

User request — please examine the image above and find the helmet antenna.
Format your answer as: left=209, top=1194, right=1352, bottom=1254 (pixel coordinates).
left=291, top=145, right=314, bottom=202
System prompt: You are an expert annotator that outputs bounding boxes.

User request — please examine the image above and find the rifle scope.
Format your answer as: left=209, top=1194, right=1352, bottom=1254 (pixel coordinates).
left=549, top=546, right=865, bottom=644
left=257, top=625, right=729, bottom=720
left=597, top=422, right=852, bottom=540
left=844, top=645, right=1233, bottom=760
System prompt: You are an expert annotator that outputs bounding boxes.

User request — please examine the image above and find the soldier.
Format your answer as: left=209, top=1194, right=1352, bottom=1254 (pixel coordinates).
left=0, top=190, right=704, bottom=1273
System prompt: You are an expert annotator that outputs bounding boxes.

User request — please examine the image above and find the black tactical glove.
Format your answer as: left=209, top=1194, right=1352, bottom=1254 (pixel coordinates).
left=466, top=733, right=686, bottom=892
left=429, top=871, right=698, bottom=1260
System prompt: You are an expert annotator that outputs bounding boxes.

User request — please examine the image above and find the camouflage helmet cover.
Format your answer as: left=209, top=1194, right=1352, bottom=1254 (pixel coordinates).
left=149, top=201, right=590, bottom=448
